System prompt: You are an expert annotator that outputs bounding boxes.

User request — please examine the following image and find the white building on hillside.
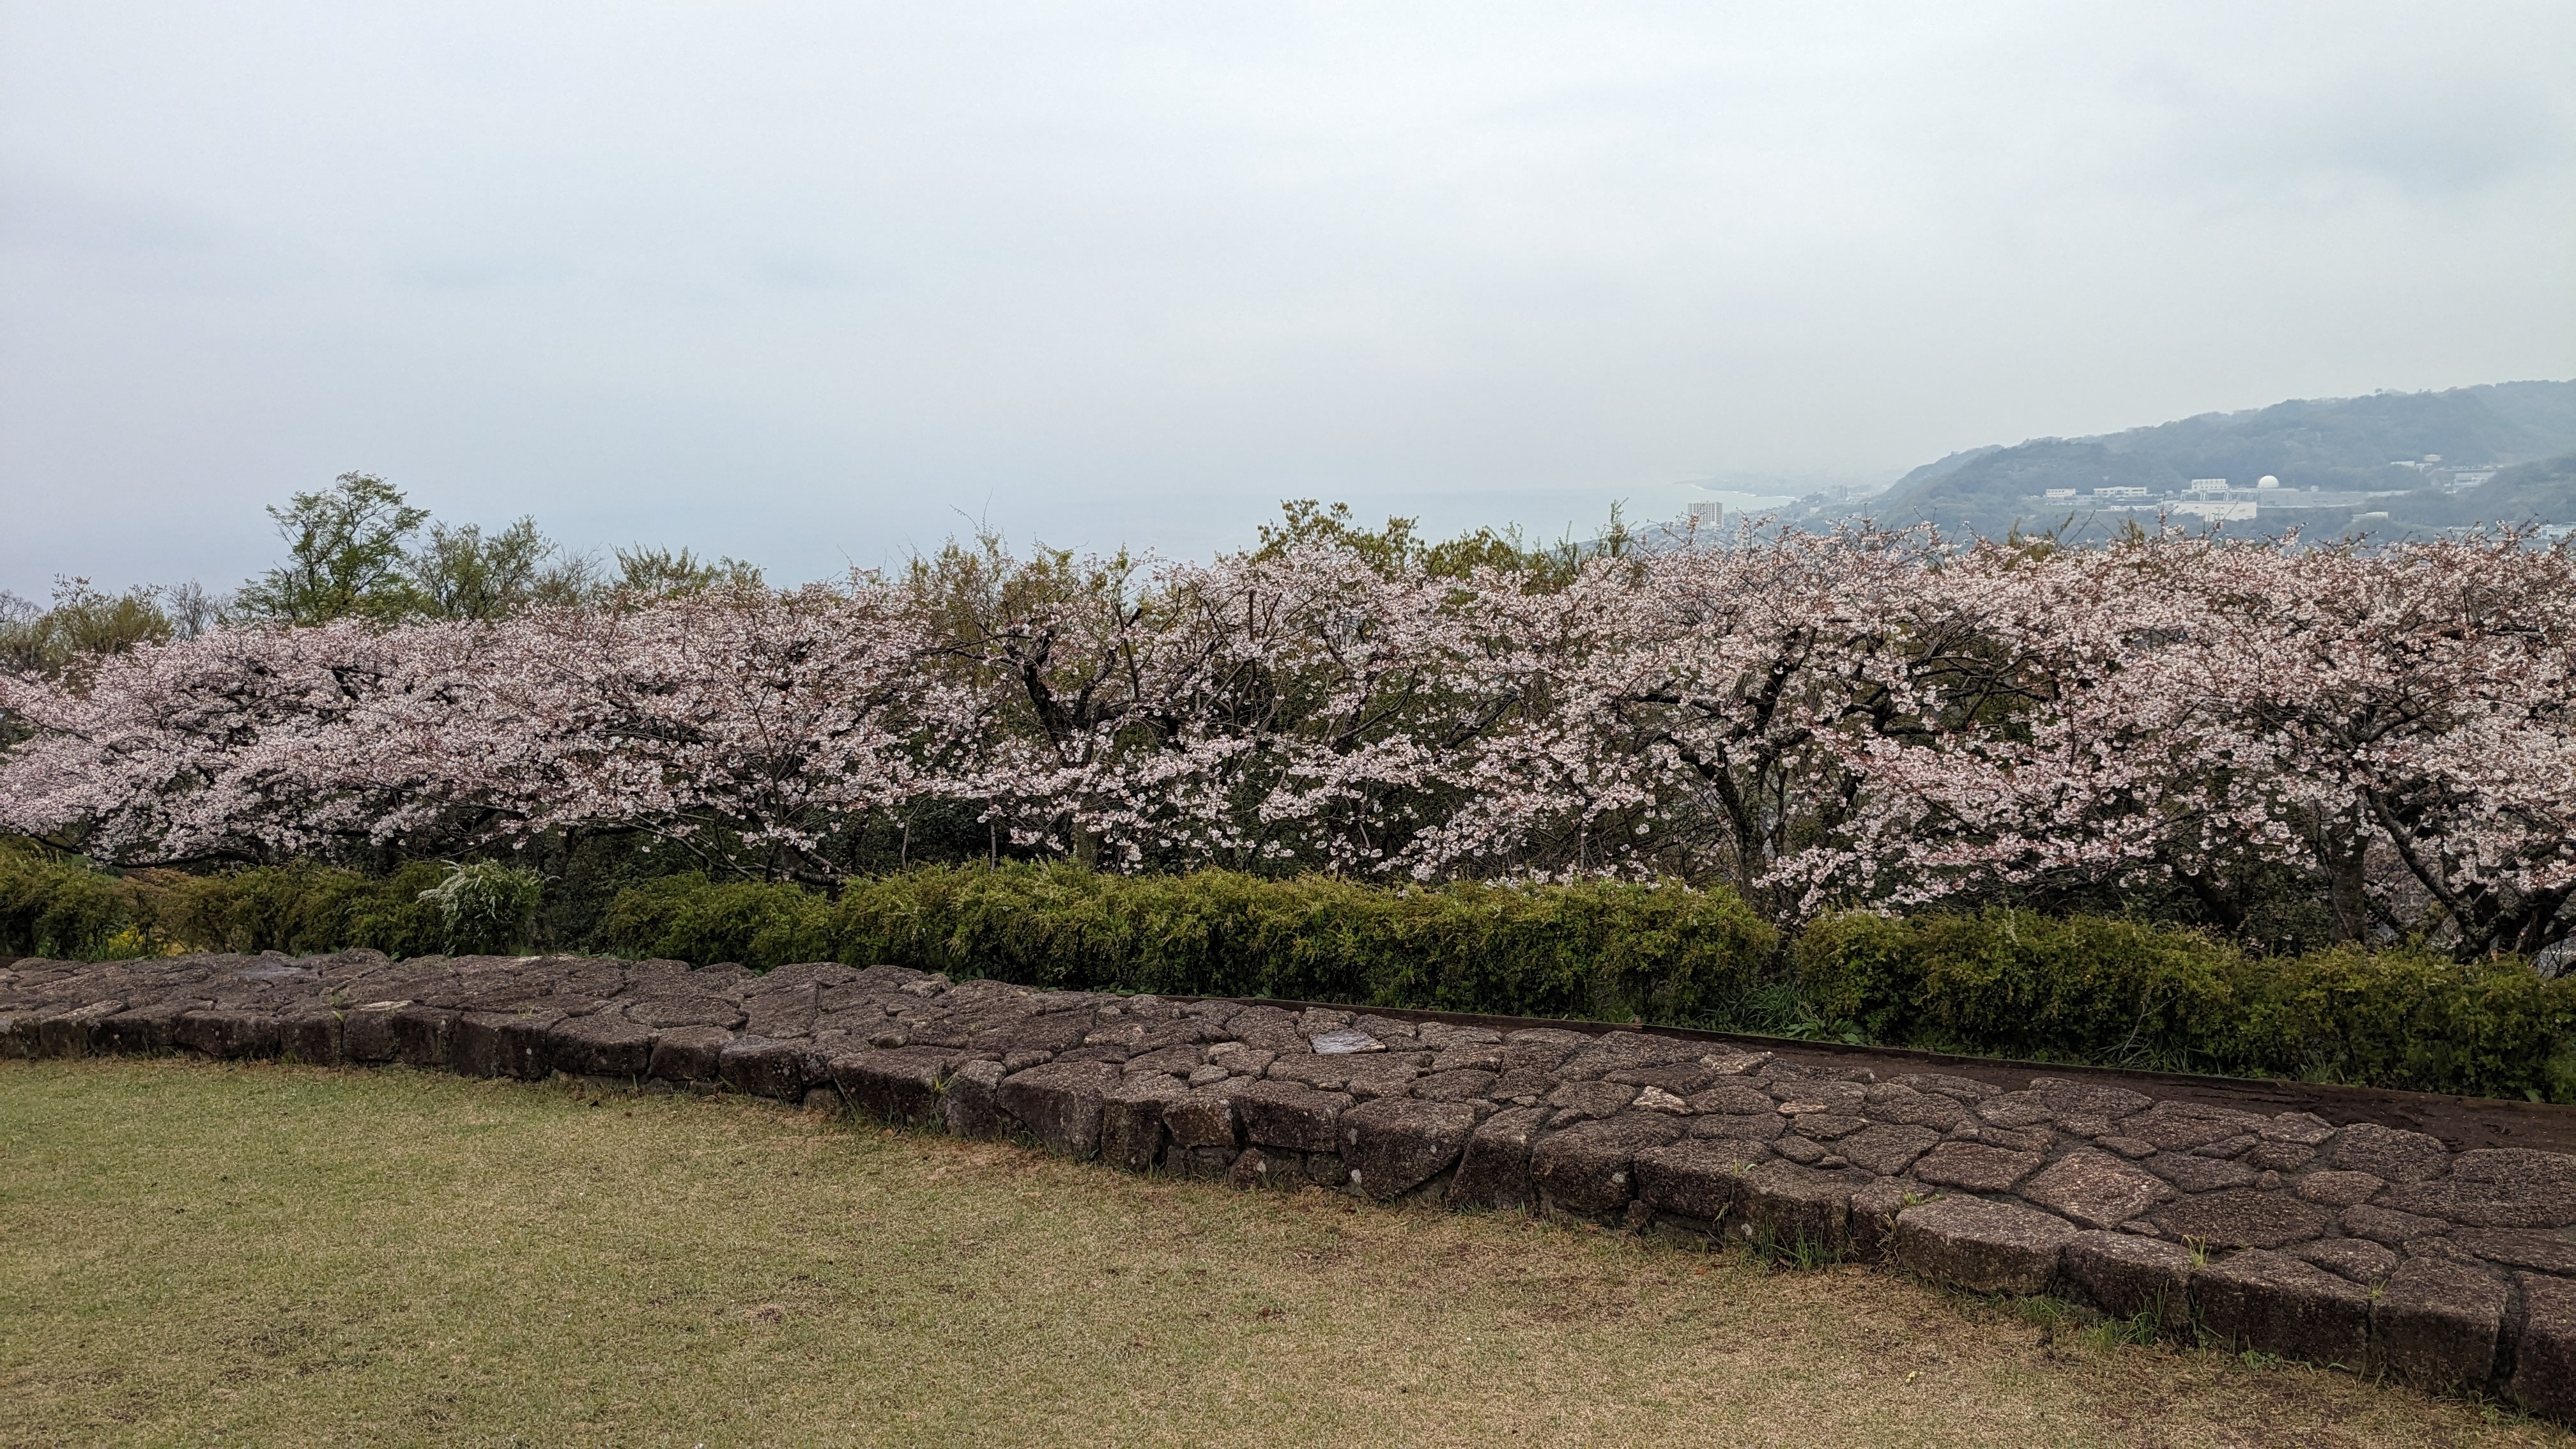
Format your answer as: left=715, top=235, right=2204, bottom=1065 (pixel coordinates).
left=2176, top=498, right=2257, bottom=521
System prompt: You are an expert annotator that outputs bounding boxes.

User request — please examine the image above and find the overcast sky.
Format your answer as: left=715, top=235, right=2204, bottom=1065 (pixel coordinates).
left=4, top=1, right=2571, bottom=594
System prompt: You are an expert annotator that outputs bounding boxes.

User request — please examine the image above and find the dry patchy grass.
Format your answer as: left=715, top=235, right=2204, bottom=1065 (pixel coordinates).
left=0, top=1057, right=2563, bottom=1447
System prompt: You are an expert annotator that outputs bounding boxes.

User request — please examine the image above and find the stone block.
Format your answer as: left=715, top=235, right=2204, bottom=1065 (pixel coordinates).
left=2323, top=1123, right=2450, bottom=1184
left=1636, top=1138, right=1765, bottom=1223
left=1737, top=1161, right=1861, bottom=1255
left=339, top=1002, right=404, bottom=1062
left=1773, top=1080, right=1868, bottom=1116
left=2290, top=1238, right=2396, bottom=1285
left=2018, top=1149, right=2173, bottom=1229
left=2512, top=1273, right=2576, bottom=1422
left=2114, top=1102, right=2267, bottom=1152
left=624, top=990, right=747, bottom=1030
left=1448, top=1105, right=1551, bottom=1212
left=1340, top=1098, right=1478, bottom=1201
left=452, top=1011, right=549, bottom=1078
left=716, top=1035, right=808, bottom=1099
left=1890, top=1072, right=1998, bottom=1103
left=1101, top=1074, right=1190, bottom=1172
left=277, top=1009, right=343, bottom=1066
left=2340, top=1203, right=2451, bottom=1245
left=2062, top=1230, right=2191, bottom=1333
left=1230, top=1146, right=1303, bottom=1192
left=1544, top=1080, right=1638, bottom=1123
left=997, top=1060, right=1124, bottom=1157
left=1162, top=1086, right=1243, bottom=1149
left=2381, top=1148, right=2576, bottom=1230
left=1686, top=1082, right=1775, bottom=1117
left=1790, top=1113, right=1866, bottom=1142
left=1894, top=1197, right=2078, bottom=1294
left=647, top=1024, right=733, bottom=1083
left=1974, top=1092, right=2057, bottom=1129
left=98, top=1000, right=196, bottom=1055
left=1771, top=1135, right=1827, bottom=1165
left=2261, top=1112, right=2336, bottom=1145
left=2450, top=1229, right=2576, bottom=1276
left=2144, top=1153, right=2258, bottom=1193
left=2154, top=1190, right=2327, bottom=1249
left=1529, top=1115, right=1684, bottom=1219
left=549, top=1011, right=658, bottom=1079
left=1848, top=1176, right=1928, bottom=1255
left=2027, top=1077, right=2152, bottom=1121
left=1559, top=1030, right=1701, bottom=1080
left=1912, top=1141, right=2045, bottom=1193
left=831, top=1047, right=961, bottom=1128
left=1411, top=1069, right=1498, bottom=1102
left=2193, top=1248, right=2370, bottom=1365
left=1302, top=1151, right=1349, bottom=1190
left=1235, top=1080, right=1354, bottom=1154
left=942, top=1059, right=1008, bottom=1139
left=387, top=1006, right=458, bottom=1068
left=1170, top=1145, right=1236, bottom=1181
left=1121, top=1044, right=1206, bottom=1078
left=2372, top=1257, right=2503, bottom=1392
left=2245, top=1140, right=2317, bottom=1172
left=175, top=1008, right=282, bottom=1060
left=34, top=1000, right=122, bottom=1057
left=2292, top=1170, right=2383, bottom=1207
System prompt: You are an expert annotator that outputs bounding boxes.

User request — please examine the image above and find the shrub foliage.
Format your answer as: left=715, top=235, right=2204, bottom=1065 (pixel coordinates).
left=8, top=852, right=2570, bottom=1101
left=603, top=864, right=1779, bottom=1025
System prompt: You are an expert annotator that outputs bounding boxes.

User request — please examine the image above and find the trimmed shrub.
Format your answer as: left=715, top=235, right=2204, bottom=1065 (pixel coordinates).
left=596, top=874, right=834, bottom=969
left=163, top=861, right=452, bottom=958
left=603, top=864, right=1780, bottom=1024
left=13, top=845, right=2568, bottom=1100
left=1794, top=909, right=2244, bottom=1064
left=1795, top=908, right=2576, bottom=1101
left=0, top=844, right=155, bottom=958
left=2227, top=946, right=2576, bottom=1102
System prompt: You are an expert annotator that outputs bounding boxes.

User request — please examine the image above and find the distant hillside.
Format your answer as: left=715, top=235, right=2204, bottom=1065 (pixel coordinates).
left=1844, top=379, right=2576, bottom=540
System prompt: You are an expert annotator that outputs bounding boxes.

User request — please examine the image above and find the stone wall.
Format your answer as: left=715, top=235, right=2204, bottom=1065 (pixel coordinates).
left=6, top=948, right=2573, bottom=1418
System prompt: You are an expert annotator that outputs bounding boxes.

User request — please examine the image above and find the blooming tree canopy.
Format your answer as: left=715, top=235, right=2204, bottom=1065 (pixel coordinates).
left=5, top=525, right=2570, bottom=958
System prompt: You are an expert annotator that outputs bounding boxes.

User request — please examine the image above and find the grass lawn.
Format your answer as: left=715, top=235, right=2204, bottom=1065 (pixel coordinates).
left=0, top=1060, right=2562, bottom=1447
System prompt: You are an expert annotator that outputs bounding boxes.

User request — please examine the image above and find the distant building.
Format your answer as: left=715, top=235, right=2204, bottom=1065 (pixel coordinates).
left=1686, top=500, right=1722, bottom=528
left=2176, top=499, right=2257, bottom=521
left=2094, top=486, right=2150, bottom=499
left=2188, top=479, right=2229, bottom=493
left=2257, top=475, right=2281, bottom=489
left=2043, top=488, right=2077, bottom=499
left=2451, top=470, right=2497, bottom=489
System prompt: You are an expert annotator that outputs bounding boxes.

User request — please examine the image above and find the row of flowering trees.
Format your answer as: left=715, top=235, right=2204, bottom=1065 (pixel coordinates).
left=3, top=523, right=2572, bottom=959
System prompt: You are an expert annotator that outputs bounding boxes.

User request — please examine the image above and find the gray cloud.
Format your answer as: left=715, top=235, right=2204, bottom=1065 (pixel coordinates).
left=1, top=0, right=2570, bottom=592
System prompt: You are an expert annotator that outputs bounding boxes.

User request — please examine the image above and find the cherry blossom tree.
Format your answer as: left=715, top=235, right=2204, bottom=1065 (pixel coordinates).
left=6, top=522, right=2572, bottom=957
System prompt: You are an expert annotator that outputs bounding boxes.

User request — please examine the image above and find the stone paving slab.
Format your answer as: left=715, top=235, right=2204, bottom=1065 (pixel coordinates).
left=6, top=949, right=2575, bottom=1418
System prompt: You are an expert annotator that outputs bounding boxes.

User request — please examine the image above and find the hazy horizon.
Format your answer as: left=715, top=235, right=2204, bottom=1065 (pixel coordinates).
left=5, top=3, right=2572, bottom=594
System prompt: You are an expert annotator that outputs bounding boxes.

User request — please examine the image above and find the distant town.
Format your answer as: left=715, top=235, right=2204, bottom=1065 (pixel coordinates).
left=2025, top=456, right=2497, bottom=525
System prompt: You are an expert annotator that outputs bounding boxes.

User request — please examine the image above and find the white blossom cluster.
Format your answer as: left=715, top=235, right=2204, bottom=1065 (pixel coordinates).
left=3, top=526, right=2570, bottom=957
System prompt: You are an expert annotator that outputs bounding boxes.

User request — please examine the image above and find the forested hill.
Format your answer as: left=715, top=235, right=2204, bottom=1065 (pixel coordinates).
left=1849, top=379, right=2576, bottom=539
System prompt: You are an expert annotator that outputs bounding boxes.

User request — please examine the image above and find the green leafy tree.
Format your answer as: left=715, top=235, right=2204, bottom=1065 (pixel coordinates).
left=610, top=545, right=763, bottom=599
left=0, top=578, right=176, bottom=678
left=408, top=518, right=597, bottom=620
left=231, top=473, right=430, bottom=625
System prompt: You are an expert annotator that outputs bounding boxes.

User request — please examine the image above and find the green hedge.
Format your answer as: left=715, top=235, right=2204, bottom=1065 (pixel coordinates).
left=0, top=853, right=531, bottom=960
left=162, top=861, right=456, bottom=958
left=1793, top=908, right=2576, bottom=1100
left=12, top=847, right=2572, bottom=1100
left=602, top=864, right=1780, bottom=1024
left=0, top=844, right=158, bottom=958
